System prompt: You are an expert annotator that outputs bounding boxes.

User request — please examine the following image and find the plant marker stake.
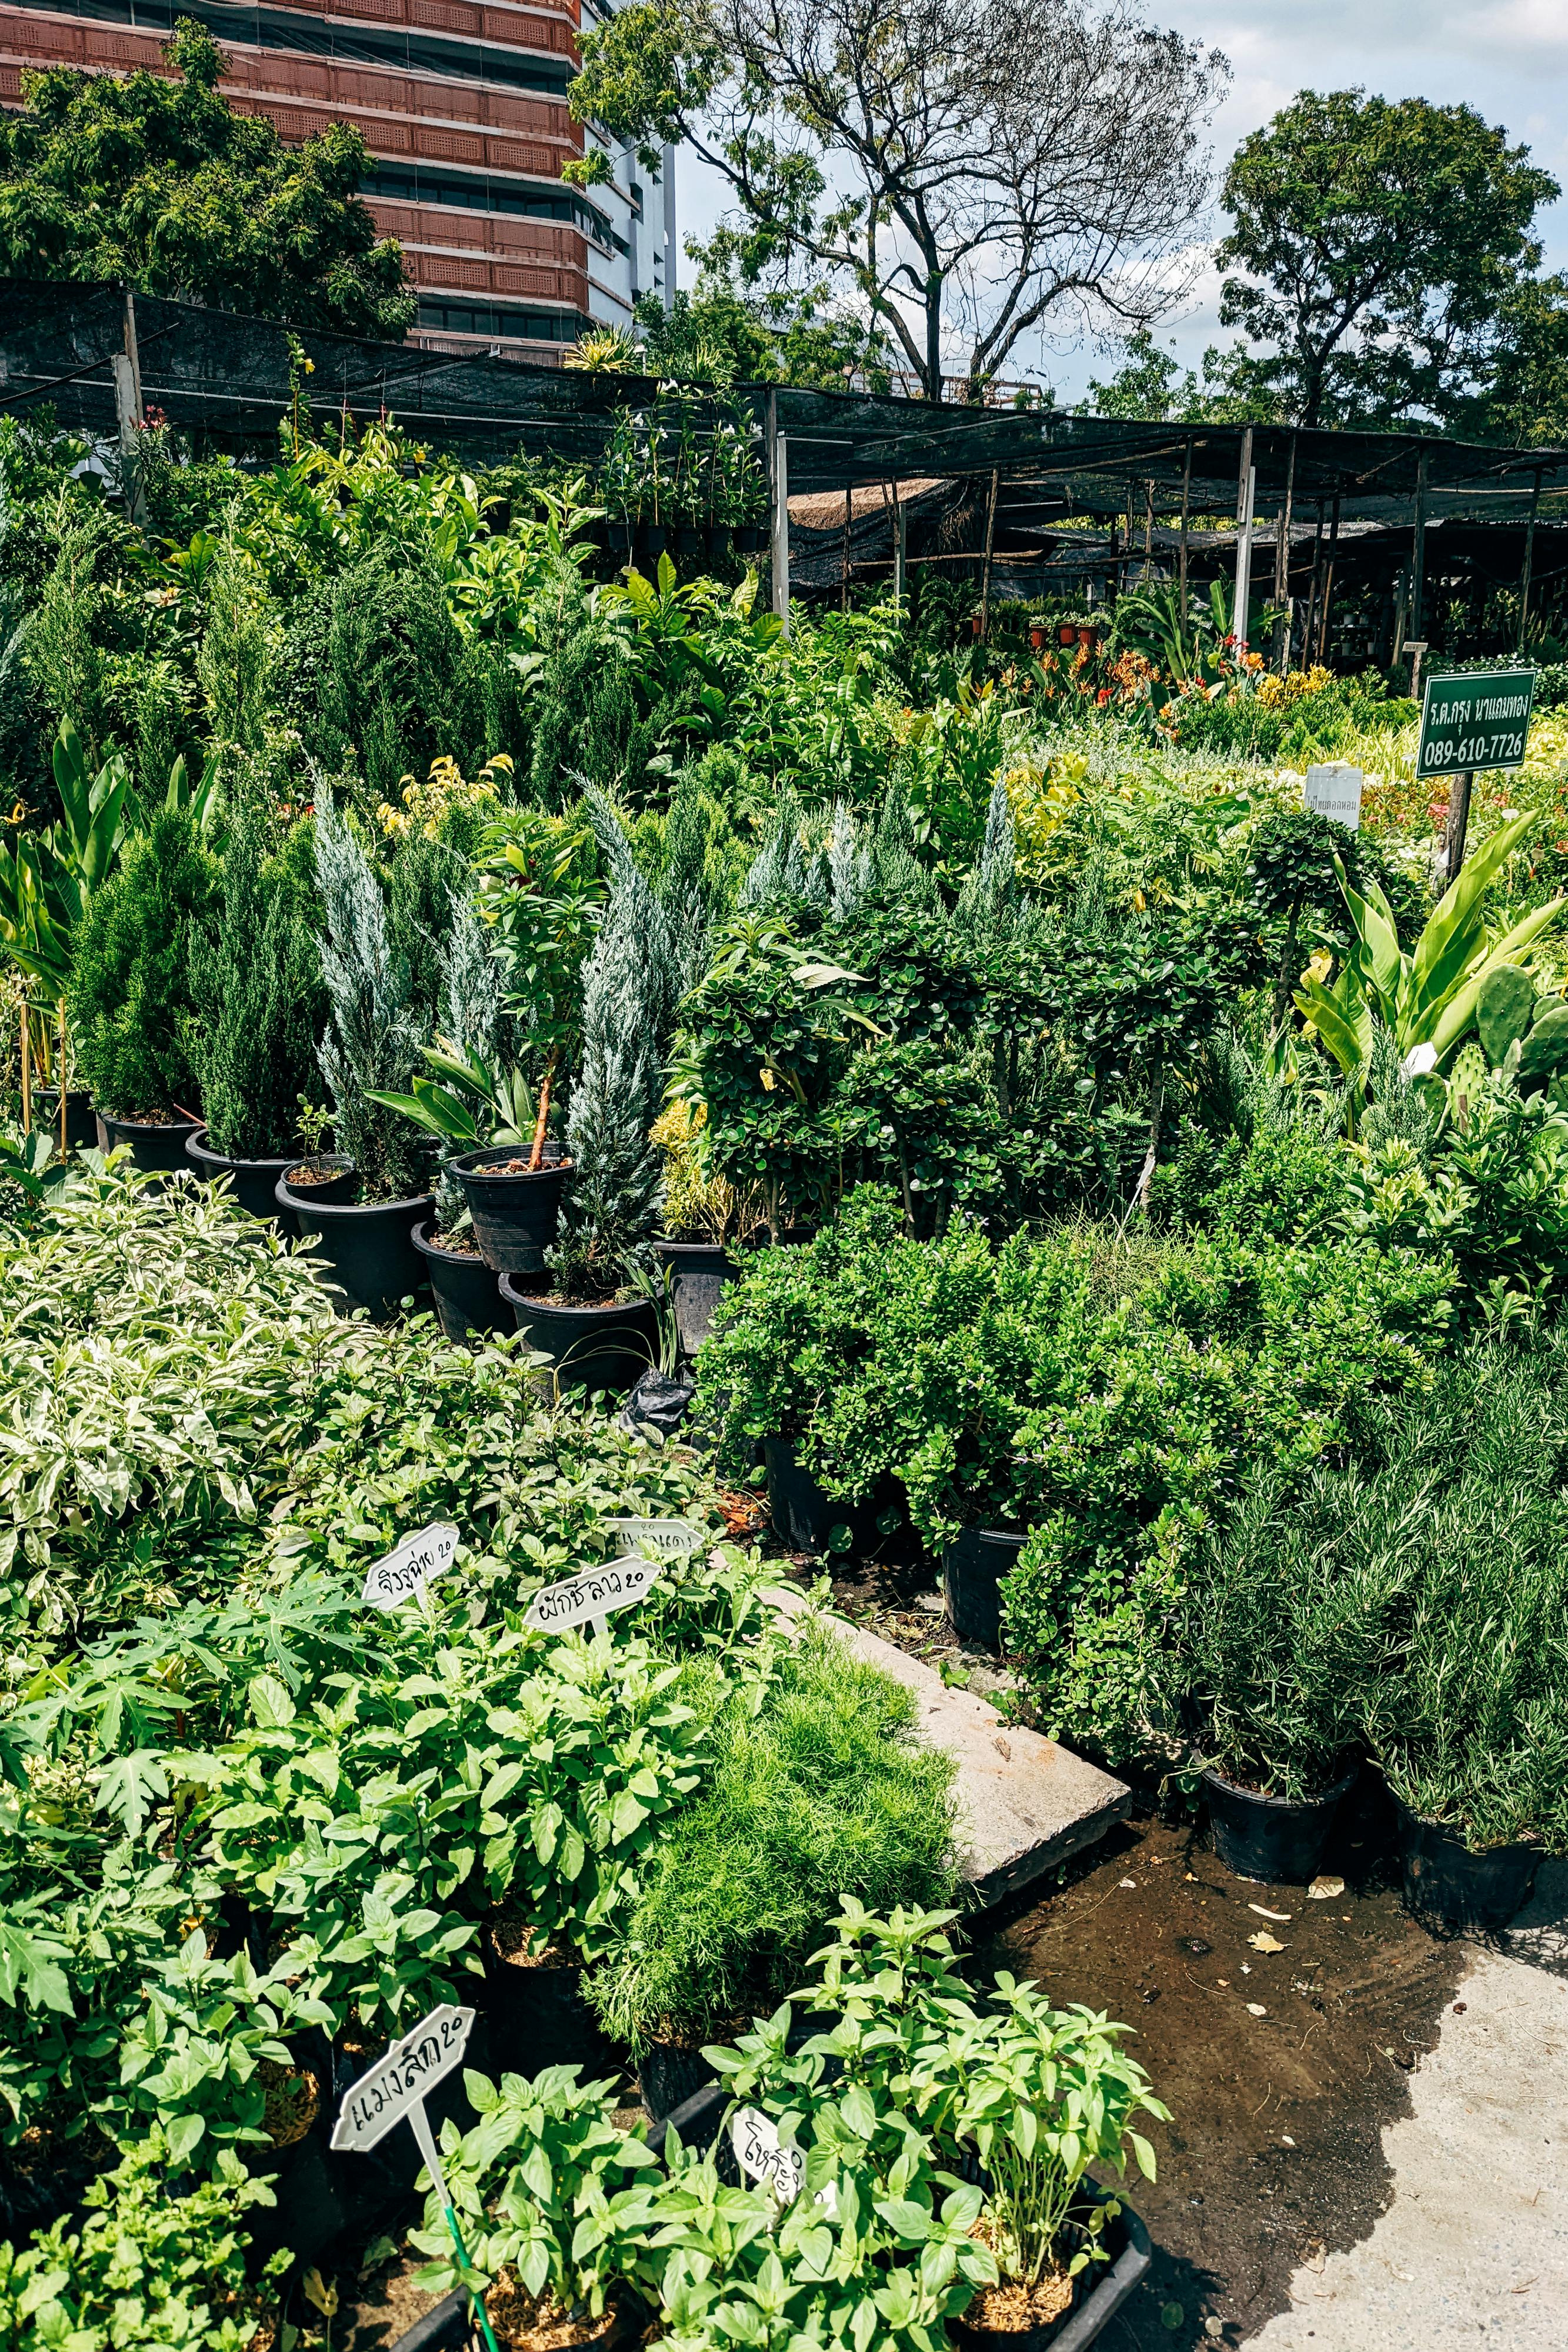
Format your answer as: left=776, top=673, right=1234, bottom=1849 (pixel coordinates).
left=329, top=2005, right=497, bottom=2352
left=406, top=2099, right=501, bottom=2352
left=523, top=1554, right=665, bottom=1646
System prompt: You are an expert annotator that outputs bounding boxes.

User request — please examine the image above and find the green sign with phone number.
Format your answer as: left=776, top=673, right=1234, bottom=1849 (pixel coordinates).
left=1416, top=670, right=1536, bottom=779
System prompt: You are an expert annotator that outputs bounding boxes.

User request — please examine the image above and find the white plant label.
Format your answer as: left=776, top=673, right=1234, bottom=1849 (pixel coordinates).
left=523, top=1554, right=663, bottom=1638
left=361, top=1522, right=459, bottom=1613
left=1302, top=762, right=1363, bottom=831
left=331, top=2003, right=475, bottom=2155
left=605, top=1516, right=706, bottom=1557
left=731, top=2106, right=837, bottom=2216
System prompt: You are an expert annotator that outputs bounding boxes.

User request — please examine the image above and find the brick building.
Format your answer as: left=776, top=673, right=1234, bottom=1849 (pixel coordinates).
left=0, top=0, right=673, bottom=360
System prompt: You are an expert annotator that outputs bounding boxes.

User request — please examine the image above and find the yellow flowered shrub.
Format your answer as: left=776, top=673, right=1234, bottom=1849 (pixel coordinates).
left=377, top=752, right=513, bottom=839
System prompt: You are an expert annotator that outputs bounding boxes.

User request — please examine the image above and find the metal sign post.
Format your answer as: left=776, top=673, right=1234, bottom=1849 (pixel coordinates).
left=1417, top=669, right=1537, bottom=884
left=331, top=2006, right=498, bottom=2352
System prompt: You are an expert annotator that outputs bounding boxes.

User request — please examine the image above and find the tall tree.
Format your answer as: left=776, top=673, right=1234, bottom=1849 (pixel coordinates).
left=0, top=23, right=414, bottom=340
left=570, top=0, right=1226, bottom=401
left=1216, top=89, right=1557, bottom=429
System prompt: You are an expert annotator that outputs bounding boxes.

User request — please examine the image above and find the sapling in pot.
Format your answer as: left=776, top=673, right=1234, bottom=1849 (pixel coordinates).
left=66, top=806, right=218, bottom=1131
left=546, top=885, right=665, bottom=1307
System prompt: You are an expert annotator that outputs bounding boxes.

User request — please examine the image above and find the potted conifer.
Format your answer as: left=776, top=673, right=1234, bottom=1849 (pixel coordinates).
left=275, top=795, right=434, bottom=1320
left=66, top=808, right=218, bottom=1175
left=499, top=888, right=662, bottom=1394
left=185, top=802, right=325, bottom=1225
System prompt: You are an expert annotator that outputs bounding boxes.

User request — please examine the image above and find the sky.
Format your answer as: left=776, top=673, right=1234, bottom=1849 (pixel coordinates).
left=670, top=0, right=1568, bottom=403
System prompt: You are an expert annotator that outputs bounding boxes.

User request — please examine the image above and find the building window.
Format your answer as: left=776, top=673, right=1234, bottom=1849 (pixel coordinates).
left=416, top=299, right=588, bottom=342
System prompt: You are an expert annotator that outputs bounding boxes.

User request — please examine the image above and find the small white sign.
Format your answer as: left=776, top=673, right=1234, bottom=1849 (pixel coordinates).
left=361, top=1522, right=459, bottom=1613
left=1303, top=762, right=1363, bottom=831
left=331, top=2004, right=475, bottom=2154
left=730, top=2106, right=837, bottom=2214
left=733, top=2106, right=805, bottom=2203
left=605, top=1517, right=706, bottom=1557
left=523, top=1554, right=663, bottom=1636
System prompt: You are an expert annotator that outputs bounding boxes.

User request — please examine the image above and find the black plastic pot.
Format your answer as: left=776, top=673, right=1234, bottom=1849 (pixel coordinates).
left=639, top=2037, right=723, bottom=2120
left=763, top=1436, right=901, bottom=1556
left=388, top=2293, right=635, bottom=2352
left=32, top=1087, right=96, bottom=1150
left=450, top=1144, right=567, bottom=1277
left=498, top=1276, right=659, bottom=1398
left=479, top=1927, right=619, bottom=2080
left=281, top=1153, right=358, bottom=1205
left=1205, top=1765, right=1358, bottom=1886
left=672, top=523, right=703, bottom=559
left=95, top=1109, right=202, bottom=1176
left=942, top=1526, right=1025, bottom=1652
left=277, top=1176, right=433, bottom=1322
left=186, top=1127, right=298, bottom=1230
left=654, top=1236, right=739, bottom=1357
left=1396, top=1801, right=1541, bottom=1930
left=637, top=521, right=667, bottom=558
left=733, top=523, right=766, bottom=555
left=706, top=522, right=732, bottom=562
left=949, top=2187, right=1151, bottom=2352
left=411, top=1220, right=511, bottom=1340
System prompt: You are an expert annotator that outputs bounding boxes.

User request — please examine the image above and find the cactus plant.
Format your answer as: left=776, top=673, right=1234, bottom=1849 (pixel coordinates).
left=1446, top=1040, right=1489, bottom=1127
left=1476, top=963, right=1536, bottom=1066
left=1520, top=1000, right=1568, bottom=1080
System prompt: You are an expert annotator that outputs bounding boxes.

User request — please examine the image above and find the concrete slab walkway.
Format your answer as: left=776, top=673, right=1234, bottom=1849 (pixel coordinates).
left=765, top=1584, right=1132, bottom=1903
left=1247, top=1862, right=1568, bottom=2350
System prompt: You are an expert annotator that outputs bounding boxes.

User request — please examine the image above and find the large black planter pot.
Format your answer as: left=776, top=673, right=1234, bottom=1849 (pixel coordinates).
left=411, top=1220, right=511, bottom=1340
left=1396, top=1801, right=1541, bottom=1930
left=451, top=1144, right=567, bottom=1277
left=637, top=521, right=667, bottom=559
left=942, top=1526, right=1025, bottom=1652
left=1205, top=1765, right=1357, bottom=1886
left=498, top=1276, right=659, bottom=1397
left=32, top=1087, right=96, bottom=1150
left=638, top=2036, right=723, bottom=2120
left=95, top=1110, right=203, bottom=1178
left=763, top=1436, right=901, bottom=1556
left=654, top=1236, right=739, bottom=1358
left=185, top=1127, right=298, bottom=1230
left=949, top=2186, right=1152, bottom=2352
left=277, top=1177, right=434, bottom=1322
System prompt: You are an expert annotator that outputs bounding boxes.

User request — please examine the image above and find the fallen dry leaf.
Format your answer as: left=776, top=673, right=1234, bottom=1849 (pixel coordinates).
left=1249, top=1931, right=1286, bottom=1953
left=1246, top=2002, right=1268, bottom=2017
left=1307, top=1876, right=1345, bottom=1899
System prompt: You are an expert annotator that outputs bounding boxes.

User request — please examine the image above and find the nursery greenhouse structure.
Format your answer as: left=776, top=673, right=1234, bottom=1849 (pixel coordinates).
left=1, top=268, right=1566, bottom=2352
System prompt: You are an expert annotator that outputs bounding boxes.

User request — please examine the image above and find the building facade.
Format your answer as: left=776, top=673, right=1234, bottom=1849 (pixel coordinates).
left=0, top=0, right=672, bottom=359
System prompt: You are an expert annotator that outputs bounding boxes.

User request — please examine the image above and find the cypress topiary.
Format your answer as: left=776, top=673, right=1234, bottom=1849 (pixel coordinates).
left=67, top=806, right=219, bottom=1117
left=188, top=805, right=325, bottom=1160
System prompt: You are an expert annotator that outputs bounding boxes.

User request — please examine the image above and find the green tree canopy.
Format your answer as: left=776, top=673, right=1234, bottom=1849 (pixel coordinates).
left=1215, top=88, right=1558, bottom=429
left=0, top=22, right=414, bottom=340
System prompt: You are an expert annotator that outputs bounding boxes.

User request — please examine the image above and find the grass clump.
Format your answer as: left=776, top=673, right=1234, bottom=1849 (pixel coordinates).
left=588, top=1621, right=958, bottom=2051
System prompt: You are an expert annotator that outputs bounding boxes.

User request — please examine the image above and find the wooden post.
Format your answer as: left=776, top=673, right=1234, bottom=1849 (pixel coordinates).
left=58, top=999, right=68, bottom=1155
left=1303, top=499, right=1324, bottom=668
left=1273, top=431, right=1297, bottom=671
left=18, top=1003, right=31, bottom=1134
left=1177, top=434, right=1193, bottom=609
left=1232, top=425, right=1256, bottom=655
left=1409, top=447, right=1429, bottom=644
left=894, top=485, right=907, bottom=613
left=979, top=468, right=999, bottom=639
left=1444, top=770, right=1474, bottom=886
left=1108, top=509, right=1119, bottom=606
left=840, top=484, right=851, bottom=615
left=766, top=391, right=790, bottom=636
left=1143, top=478, right=1154, bottom=579
left=1519, top=467, right=1543, bottom=651
left=1316, top=491, right=1342, bottom=665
